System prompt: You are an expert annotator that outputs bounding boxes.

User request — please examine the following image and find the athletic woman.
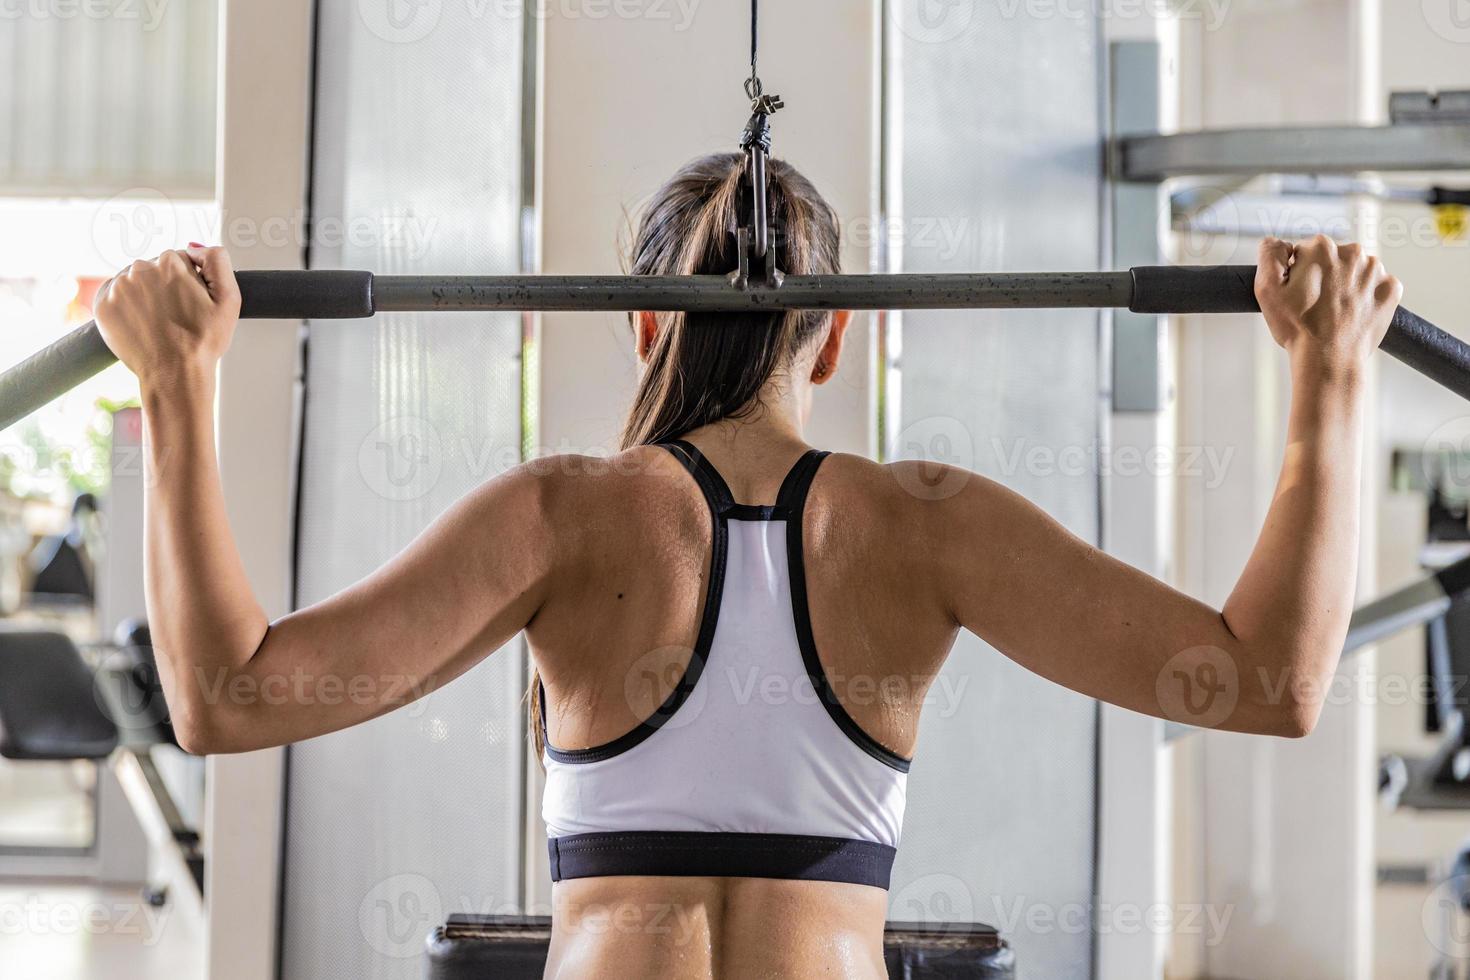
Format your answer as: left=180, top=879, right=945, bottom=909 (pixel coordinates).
left=95, top=153, right=1401, bottom=979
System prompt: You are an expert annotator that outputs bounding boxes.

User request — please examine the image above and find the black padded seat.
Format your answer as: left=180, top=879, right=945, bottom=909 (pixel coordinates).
left=425, top=915, right=1015, bottom=979
left=0, top=630, right=118, bottom=760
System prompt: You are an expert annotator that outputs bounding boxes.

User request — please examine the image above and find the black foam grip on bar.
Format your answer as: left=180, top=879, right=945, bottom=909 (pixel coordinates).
left=1430, top=187, right=1470, bottom=208
left=236, top=270, right=374, bottom=320
left=1130, top=264, right=1470, bottom=403
left=0, top=322, right=117, bottom=432
left=1435, top=555, right=1470, bottom=605
left=1129, top=265, right=1261, bottom=315
left=1382, top=306, right=1470, bottom=402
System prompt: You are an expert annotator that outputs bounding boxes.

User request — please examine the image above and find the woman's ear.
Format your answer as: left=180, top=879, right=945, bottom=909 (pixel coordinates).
left=635, top=311, right=659, bottom=362
left=811, top=311, right=853, bottom=385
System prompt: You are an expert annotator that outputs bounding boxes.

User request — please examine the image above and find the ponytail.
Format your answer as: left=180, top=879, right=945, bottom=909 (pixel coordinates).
left=619, top=152, right=841, bottom=450
left=529, top=152, right=841, bottom=758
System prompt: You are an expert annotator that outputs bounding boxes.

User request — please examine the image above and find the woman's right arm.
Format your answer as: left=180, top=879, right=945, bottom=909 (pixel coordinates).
left=97, top=247, right=558, bottom=754
left=923, top=235, right=1401, bottom=736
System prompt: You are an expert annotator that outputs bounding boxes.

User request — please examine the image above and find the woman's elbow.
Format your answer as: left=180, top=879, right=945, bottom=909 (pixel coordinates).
left=1248, top=661, right=1329, bottom=739
left=1259, top=697, right=1323, bottom=739
left=170, top=704, right=232, bottom=755
left=168, top=698, right=266, bottom=756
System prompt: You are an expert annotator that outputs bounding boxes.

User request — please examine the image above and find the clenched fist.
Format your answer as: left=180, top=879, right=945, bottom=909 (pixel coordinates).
left=1254, top=235, right=1402, bottom=375
left=94, top=246, right=241, bottom=386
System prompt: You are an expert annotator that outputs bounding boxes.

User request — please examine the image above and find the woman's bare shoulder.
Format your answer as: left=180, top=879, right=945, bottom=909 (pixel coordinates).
left=816, top=452, right=1008, bottom=516
left=512, top=445, right=705, bottom=537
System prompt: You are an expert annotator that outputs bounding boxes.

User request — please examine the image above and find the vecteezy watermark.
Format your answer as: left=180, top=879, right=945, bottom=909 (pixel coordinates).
left=1422, top=0, right=1470, bottom=44
left=1011, top=0, right=1228, bottom=30
left=1155, top=646, right=1238, bottom=729
left=90, top=190, right=440, bottom=269
left=0, top=893, right=170, bottom=944
left=989, top=896, right=1234, bottom=944
left=892, top=0, right=1231, bottom=46
left=991, top=438, right=1236, bottom=490
left=1422, top=416, right=1470, bottom=495
left=92, top=189, right=181, bottom=271
left=186, top=665, right=440, bottom=718
left=0, top=0, right=172, bottom=29
left=623, top=645, right=709, bottom=732
left=995, top=0, right=1231, bottom=32
left=360, top=417, right=446, bottom=502
left=622, top=653, right=971, bottom=729
left=359, top=0, right=442, bottom=42
left=1422, top=872, right=1470, bottom=959
left=1170, top=189, right=1470, bottom=266
left=846, top=216, right=975, bottom=264
left=890, top=0, right=975, bottom=44
left=360, top=873, right=445, bottom=959
left=890, top=873, right=977, bottom=924
left=722, top=666, right=971, bottom=720
left=351, top=429, right=753, bottom=503
left=553, top=900, right=705, bottom=944
left=891, top=416, right=976, bottom=501
left=0, top=441, right=111, bottom=489
left=357, top=0, right=702, bottom=44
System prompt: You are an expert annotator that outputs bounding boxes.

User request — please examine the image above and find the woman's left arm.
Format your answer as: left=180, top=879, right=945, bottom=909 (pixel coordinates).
left=920, top=237, right=1396, bottom=737
left=96, top=247, right=556, bottom=754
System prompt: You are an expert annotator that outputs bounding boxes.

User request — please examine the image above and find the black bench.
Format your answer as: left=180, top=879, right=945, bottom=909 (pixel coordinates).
left=0, top=629, right=118, bottom=760
left=0, top=624, right=202, bottom=893
left=425, top=914, right=1015, bottom=978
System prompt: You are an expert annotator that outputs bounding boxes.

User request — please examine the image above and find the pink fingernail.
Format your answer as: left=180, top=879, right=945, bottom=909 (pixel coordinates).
left=188, top=241, right=205, bottom=248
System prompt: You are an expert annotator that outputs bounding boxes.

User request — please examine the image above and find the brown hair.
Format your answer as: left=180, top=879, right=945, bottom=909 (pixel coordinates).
left=619, top=151, right=842, bottom=448
left=529, top=152, right=842, bottom=756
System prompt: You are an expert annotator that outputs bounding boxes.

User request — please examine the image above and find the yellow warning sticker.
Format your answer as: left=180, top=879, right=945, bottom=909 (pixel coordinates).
left=1435, top=205, right=1468, bottom=241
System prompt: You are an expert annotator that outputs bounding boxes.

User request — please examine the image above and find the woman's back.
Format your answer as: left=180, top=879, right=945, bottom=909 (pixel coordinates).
left=529, top=434, right=959, bottom=978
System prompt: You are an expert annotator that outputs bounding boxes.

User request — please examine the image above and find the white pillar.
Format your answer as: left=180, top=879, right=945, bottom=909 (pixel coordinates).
left=203, top=1, right=312, bottom=976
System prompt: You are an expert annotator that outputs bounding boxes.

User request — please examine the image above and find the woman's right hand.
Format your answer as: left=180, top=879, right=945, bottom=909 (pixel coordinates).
left=1254, top=235, right=1402, bottom=378
left=94, top=246, right=241, bottom=388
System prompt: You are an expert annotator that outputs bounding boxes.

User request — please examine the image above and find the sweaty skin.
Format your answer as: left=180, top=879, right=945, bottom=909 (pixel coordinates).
left=93, top=236, right=1399, bottom=979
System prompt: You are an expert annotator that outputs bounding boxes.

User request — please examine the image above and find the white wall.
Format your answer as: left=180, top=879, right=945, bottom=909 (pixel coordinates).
left=203, top=1, right=312, bottom=976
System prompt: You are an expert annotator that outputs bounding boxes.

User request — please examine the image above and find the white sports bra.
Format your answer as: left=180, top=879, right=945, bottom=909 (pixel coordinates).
left=540, top=441, right=910, bottom=889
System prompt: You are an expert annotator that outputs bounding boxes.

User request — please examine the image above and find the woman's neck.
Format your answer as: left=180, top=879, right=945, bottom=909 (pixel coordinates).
left=681, top=381, right=811, bottom=461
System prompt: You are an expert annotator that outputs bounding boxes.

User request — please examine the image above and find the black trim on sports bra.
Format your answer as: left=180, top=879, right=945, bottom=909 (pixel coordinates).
left=783, top=452, right=915, bottom=774
left=548, top=830, right=897, bottom=889
left=539, top=443, right=730, bottom=764
left=542, top=442, right=912, bottom=776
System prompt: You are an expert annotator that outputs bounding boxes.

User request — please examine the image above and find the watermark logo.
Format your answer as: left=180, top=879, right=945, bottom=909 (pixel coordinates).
left=1423, top=416, right=1470, bottom=495
left=359, top=0, right=442, bottom=42
left=989, top=896, right=1234, bottom=943
left=891, top=873, right=976, bottom=924
left=0, top=0, right=172, bottom=30
left=1155, top=646, right=1238, bottom=729
left=1423, top=0, right=1470, bottom=43
left=0, top=893, right=169, bottom=943
left=1422, top=872, right=1470, bottom=958
left=92, top=189, right=179, bottom=270
left=891, top=0, right=975, bottom=44
left=623, top=645, right=706, bottom=731
left=892, top=416, right=975, bottom=500
left=359, top=417, right=444, bottom=501
left=91, top=647, right=170, bottom=734
left=359, top=873, right=444, bottom=959
left=992, top=437, right=1235, bottom=489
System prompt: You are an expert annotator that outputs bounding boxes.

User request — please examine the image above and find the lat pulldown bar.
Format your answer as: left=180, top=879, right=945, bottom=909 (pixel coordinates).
left=0, top=264, right=1466, bottom=432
